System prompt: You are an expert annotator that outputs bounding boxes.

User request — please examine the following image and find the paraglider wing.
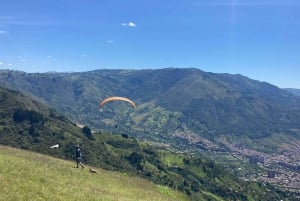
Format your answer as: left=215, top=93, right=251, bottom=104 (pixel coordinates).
left=99, top=96, right=136, bottom=109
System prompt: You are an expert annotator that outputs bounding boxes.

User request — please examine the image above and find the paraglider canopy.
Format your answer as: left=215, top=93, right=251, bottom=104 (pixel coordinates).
left=99, top=96, right=136, bottom=109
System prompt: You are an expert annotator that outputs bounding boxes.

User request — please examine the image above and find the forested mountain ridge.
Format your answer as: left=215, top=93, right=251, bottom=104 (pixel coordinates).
left=1, top=68, right=300, bottom=151
left=285, top=88, right=300, bottom=96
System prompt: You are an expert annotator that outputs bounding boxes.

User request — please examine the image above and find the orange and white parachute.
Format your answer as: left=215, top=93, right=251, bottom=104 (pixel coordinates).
left=99, top=96, right=136, bottom=109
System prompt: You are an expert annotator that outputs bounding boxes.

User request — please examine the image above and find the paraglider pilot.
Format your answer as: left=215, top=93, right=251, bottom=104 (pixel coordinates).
left=75, top=145, right=84, bottom=169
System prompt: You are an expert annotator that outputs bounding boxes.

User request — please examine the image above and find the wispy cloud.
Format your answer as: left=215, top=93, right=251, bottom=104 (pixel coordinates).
left=0, top=16, right=13, bottom=21
left=106, top=40, right=113, bottom=43
left=80, top=54, right=88, bottom=57
left=0, top=30, right=8, bottom=34
left=121, top=22, right=136, bottom=27
left=0, top=15, right=63, bottom=27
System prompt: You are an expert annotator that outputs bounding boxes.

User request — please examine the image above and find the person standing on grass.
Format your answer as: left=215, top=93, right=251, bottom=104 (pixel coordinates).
left=75, top=145, right=84, bottom=169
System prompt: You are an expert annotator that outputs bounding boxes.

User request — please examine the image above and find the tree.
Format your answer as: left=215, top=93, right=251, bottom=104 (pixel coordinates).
left=82, top=126, right=94, bottom=140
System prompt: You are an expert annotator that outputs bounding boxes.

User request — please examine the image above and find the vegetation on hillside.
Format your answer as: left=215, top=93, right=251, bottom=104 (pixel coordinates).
left=0, top=86, right=298, bottom=200
left=0, top=69, right=300, bottom=153
left=285, top=88, right=300, bottom=96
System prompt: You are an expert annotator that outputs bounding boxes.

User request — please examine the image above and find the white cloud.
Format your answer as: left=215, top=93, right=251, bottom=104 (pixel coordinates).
left=121, top=22, right=136, bottom=27
left=8, top=63, right=13, bottom=66
left=128, top=22, right=136, bottom=27
left=106, top=40, right=113, bottom=43
left=0, top=62, right=3, bottom=65
left=0, top=30, right=8, bottom=34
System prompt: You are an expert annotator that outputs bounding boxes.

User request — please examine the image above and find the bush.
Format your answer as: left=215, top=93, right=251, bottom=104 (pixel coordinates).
left=13, top=108, right=44, bottom=124
left=82, top=126, right=94, bottom=140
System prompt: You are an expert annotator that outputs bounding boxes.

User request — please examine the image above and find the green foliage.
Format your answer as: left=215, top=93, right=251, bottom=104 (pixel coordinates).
left=1, top=69, right=300, bottom=152
left=127, top=152, right=144, bottom=170
left=13, top=108, right=44, bottom=124
left=82, top=126, right=94, bottom=140
left=0, top=77, right=299, bottom=200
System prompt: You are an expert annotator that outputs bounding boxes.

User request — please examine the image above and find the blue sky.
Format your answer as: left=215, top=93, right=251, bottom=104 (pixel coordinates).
left=0, top=0, right=299, bottom=88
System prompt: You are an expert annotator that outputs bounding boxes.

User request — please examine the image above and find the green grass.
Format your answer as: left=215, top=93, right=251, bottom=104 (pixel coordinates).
left=161, top=152, right=184, bottom=167
left=200, top=191, right=224, bottom=201
left=0, top=145, right=189, bottom=201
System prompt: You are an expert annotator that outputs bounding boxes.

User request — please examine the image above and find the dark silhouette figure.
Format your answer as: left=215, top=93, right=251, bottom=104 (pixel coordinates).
left=75, top=146, right=84, bottom=169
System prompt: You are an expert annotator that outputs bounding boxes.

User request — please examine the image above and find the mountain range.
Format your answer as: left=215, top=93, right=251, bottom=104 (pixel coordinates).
left=1, top=68, right=299, bottom=153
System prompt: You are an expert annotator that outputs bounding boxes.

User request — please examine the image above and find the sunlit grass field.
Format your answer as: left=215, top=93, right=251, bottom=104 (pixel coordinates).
left=0, top=145, right=189, bottom=201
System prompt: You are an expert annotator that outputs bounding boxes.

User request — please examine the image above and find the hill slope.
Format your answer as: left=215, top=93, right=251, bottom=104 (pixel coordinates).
left=0, top=145, right=189, bottom=201
left=0, top=86, right=297, bottom=200
left=285, top=88, right=300, bottom=96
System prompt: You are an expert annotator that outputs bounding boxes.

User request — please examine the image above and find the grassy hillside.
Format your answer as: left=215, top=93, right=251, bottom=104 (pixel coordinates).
left=0, top=145, right=189, bottom=201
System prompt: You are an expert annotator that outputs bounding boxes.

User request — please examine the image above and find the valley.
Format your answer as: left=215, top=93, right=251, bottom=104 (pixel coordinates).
left=168, top=132, right=300, bottom=193
left=218, top=137, right=300, bottom=192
